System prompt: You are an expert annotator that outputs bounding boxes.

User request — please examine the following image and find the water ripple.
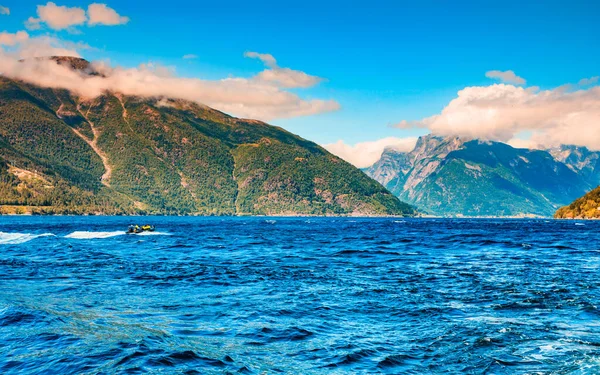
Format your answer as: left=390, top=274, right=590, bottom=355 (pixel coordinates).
left=1, top=217, right=600, bottom=373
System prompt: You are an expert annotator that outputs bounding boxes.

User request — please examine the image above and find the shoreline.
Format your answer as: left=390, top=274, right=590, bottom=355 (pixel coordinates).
left=0, top=212, right=566, bottom=219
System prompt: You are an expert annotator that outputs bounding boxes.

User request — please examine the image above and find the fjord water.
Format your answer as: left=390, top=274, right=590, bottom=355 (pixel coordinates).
left=1, top=217, right=600, bottom=374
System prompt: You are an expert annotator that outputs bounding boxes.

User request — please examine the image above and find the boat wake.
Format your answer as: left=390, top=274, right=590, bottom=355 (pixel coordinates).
left=63, top=231, right=172, bottom=239
left=0, top=231, right=173, bottom=244
left=134, top=231, right=171, bottom=236
left=64, top=231, right=125, bottom=239
left=0, top=232, right=54, bottom=245
left=0, top=232, right=55, bottom=245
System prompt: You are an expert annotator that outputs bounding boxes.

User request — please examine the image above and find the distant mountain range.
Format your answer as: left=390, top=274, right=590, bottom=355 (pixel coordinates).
left=0, top=56, right=414, bottom=216
left=364, top=135, right=600, bottom=217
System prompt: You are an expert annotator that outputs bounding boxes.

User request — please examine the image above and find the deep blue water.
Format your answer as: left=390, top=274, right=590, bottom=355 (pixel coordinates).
left=1, top=217, right=600, bottom=374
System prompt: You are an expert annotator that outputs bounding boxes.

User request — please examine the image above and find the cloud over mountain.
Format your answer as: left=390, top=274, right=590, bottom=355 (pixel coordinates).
left=323, top=137, right=418, bottom=168
left=0, top=3, right=336, bottom=122
left=396, top=80, right=600, bottom=150
left=0, top=48, right=339, bottom=121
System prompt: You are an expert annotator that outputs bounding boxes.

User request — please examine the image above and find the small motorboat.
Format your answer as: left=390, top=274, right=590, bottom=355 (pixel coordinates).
left=127, top=224, right=155, bottom=234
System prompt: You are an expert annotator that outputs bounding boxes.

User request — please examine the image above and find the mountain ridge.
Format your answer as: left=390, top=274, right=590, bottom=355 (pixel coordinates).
left=364, top=135, right=600, bottom=217
left=0, top=56, right=414, bottom=216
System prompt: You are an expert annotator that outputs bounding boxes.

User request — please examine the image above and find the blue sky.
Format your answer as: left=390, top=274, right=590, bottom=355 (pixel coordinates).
left=1, top=0, right=599, bottom=166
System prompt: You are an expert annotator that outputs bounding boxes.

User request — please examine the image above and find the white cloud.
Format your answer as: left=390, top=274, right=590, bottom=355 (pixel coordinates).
left=25, top=2, right=129, bottom=30
left=396, top=82, right=600, bottom=150
left=182, top=54, right=198, bottom=59
left=25, top=17, right=42, bottom=30
left=244, top=51, right=277, bottom=68
left=255, top=68, right=322, bottom=89
left=15, top=36, right=86, bottom=58
left=579, top=76, right=599, bottom=86
left=506, top=138, right=544, bottom=150
left=0, top=31, right=87, bottom=57
left=0, top=50, right=339, bottom=121
left=323, top=137, right=418, bottom=168
left=27, top=2, right=87, bottom=30
left=0, top=6, right=9, bottom=15
left=245, top=51, right=323, bottom=88
left=0, top=31, right=29, bottom=46
left=485, top=70, right=526, bottom=85
left=87, top=3, right=129, bottom=26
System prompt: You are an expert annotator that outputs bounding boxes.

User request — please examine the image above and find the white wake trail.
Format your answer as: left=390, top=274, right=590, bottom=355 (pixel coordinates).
left=0, top=232, right=55, bottom=245
left=64, top=231, right=125, bottom=239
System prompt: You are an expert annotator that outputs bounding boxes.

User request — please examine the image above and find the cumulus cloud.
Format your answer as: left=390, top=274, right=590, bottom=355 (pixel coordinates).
left=27, top=2, right=87, bottom=30
left=0, top=6, right=9, bottom=15
left=16, top=36, right=86, bottom=58
left=485, top=70, right=526, bottom=85
left=0, top=49, right=339, bottom=121
left=25, top=2, right=129, bottom=30
left=0, top=32, right=87, bottom=57
left=0, top=31, right=29, bottom=46
left=323, top=137, right=418, bottom=168
left=25, top=17, right=42, bottom=30
left=244, top=52, right=277, bottom=67
left=395, top=82, right=600, bottom=150
left=506, top=138, right=544, bottom=150
left=245, top=51, right=323, bottom=88
left=182, top=54, right=198, bottom=59
left=255, top=68, right=322, bottom=89
left=579, top=76, right=599, bottom=86
left=87, top=3, right=129, bottom=26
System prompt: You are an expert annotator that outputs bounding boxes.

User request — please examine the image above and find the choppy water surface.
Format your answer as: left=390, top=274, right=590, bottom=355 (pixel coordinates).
left=1, top=217, right=600, bottom=374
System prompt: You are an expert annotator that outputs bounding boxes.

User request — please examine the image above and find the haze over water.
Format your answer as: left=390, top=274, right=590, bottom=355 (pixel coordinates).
left=1, top=217, right=600, bottom=374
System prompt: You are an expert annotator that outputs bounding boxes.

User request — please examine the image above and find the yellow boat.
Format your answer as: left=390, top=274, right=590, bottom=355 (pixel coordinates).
left=127, top=224, right=155, bottom=234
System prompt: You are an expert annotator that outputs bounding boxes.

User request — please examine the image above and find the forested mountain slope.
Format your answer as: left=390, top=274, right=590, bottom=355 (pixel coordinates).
left=0, top=57, right=414, bottom=216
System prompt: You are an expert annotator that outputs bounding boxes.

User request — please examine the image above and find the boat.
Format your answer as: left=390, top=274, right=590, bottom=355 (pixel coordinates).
left=127, top=224, right=155, bottom=234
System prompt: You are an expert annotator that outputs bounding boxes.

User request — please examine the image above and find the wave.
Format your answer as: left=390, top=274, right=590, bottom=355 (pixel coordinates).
left=135, top=231, right=171, bottom=236
left=64, top=231, right=171, bottom=239
left=0, top=232, right=54, bottom=245
left=64, top=231, right=125, bottom=239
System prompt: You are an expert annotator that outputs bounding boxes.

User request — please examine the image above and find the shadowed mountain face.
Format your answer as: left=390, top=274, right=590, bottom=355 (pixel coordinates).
left=549, top=145, right=600, bottom=186
left=0, top=57, right=414, bottom=216
left=365, top=135, right=600, bottom=217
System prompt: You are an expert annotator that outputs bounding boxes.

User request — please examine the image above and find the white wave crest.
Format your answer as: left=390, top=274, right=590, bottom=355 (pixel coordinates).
left=64, top=231, right=125, bottom=239
left=134, top=231, right=171, bottom=236
left=64, top=231, right=171, bottom=239
left=0, top=232, right=55, bottom=245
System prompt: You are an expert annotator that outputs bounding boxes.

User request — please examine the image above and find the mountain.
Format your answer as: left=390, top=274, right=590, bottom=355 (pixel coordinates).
left=0, top=57, right=414, bottom=216
left=555, top=186, right=600, bottom=219
left=549, top=145, right=600, bottom=186
left=364, top=135, right=600, bottom=217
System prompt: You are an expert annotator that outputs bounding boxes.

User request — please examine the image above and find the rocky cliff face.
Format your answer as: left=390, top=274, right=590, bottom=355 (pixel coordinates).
left=365, top=135, right=598, bottom=217
left=549, top=145, right=600, bottom=186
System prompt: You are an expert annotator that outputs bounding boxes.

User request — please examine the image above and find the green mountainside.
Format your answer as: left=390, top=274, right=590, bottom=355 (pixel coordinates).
left=364, top=135, right=598, bottom=217
left=0, top=57, right=414, bottom=216
left=555, top=186, right=600, bottom=219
